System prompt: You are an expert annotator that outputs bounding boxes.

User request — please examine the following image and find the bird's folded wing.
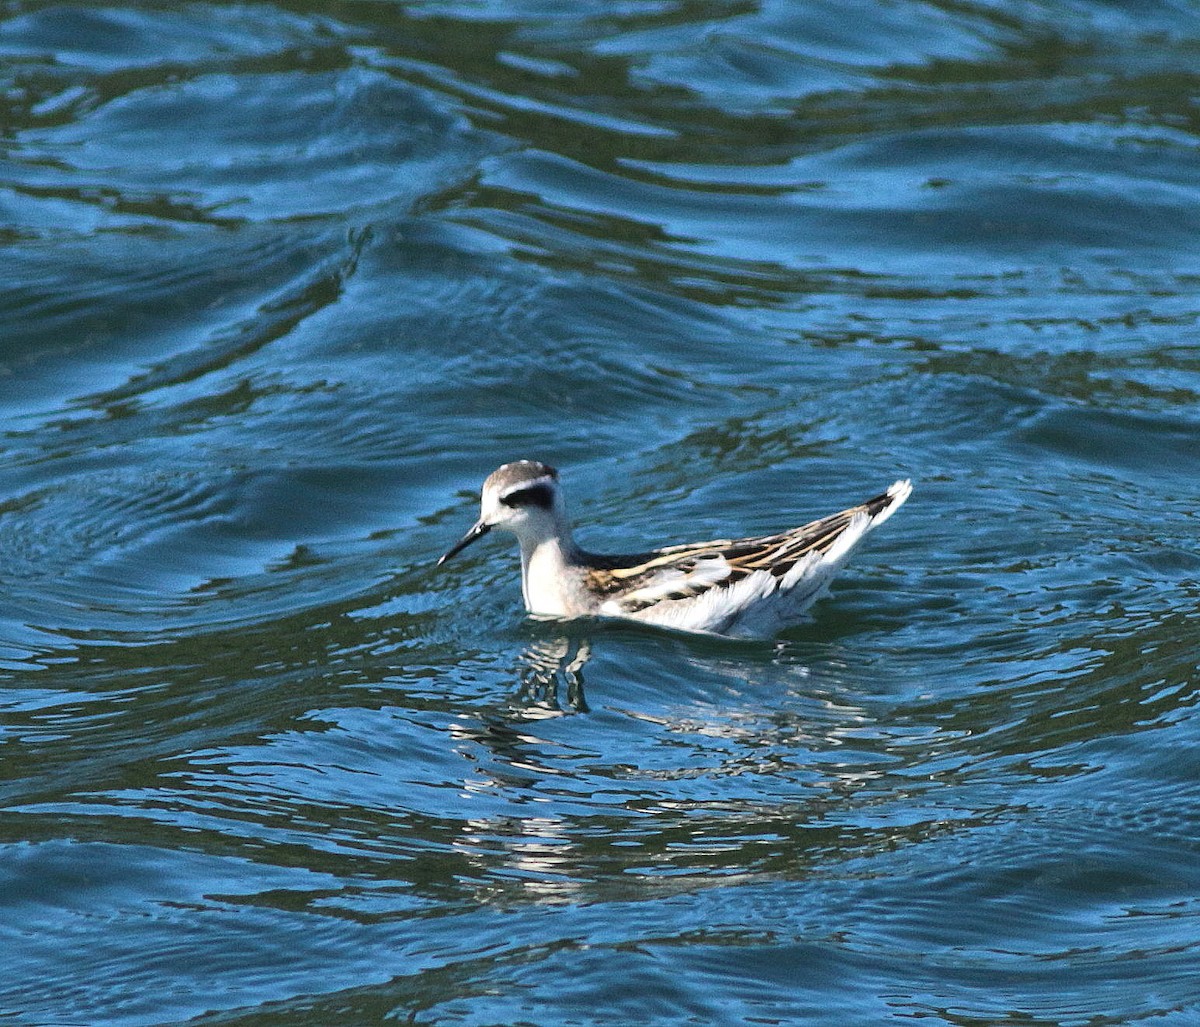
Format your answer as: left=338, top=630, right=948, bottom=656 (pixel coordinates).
left=588, top=499, right=882, bottom=614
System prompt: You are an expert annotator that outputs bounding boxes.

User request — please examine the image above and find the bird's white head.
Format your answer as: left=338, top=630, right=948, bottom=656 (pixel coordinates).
left=437, top=460, right=567, bottom=566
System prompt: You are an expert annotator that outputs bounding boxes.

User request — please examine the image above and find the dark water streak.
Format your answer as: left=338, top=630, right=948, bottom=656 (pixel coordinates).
left=2, top=1, right=1199, bottom=1025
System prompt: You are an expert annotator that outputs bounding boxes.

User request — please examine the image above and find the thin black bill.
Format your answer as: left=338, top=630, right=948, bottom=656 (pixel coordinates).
left=436, top=520, right=491, bottom=566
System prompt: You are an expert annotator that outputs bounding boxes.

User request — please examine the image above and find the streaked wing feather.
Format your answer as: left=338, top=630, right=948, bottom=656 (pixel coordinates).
left=588, top=488, right=899, bottom=614
left=609, top=554, right=732, bottom=606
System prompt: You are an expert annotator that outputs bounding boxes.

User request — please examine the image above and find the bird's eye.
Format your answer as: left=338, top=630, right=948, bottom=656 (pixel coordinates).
left=500, top=483, right=554, bottom=509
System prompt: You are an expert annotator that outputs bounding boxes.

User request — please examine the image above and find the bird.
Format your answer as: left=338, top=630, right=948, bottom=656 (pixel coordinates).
left=437, top=460, right=911, bottom=639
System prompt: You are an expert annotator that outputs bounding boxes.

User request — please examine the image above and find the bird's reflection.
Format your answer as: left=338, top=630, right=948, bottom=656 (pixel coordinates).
left=443, top=635, right=593, bottom=797
left=513, top=633, right=592, bottom=715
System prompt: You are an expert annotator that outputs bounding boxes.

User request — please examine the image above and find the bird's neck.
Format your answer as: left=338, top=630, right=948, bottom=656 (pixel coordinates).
left=516, top=520, right=582, bottom=616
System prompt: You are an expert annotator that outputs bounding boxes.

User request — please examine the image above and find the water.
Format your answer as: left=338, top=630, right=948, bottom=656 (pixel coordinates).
left=2, top=1, right=1199, bottom=1024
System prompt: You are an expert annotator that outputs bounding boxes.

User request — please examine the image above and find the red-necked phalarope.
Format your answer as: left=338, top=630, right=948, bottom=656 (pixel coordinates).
left=437, top=460, right=912, bottom=639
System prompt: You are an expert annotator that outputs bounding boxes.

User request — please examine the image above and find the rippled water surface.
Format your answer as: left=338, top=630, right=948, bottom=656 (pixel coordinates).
left=3, top=1, right=1200, bottom=1024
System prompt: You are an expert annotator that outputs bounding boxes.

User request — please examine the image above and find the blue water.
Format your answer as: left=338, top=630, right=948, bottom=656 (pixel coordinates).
left=2, top=2, right=1199, bottom=1024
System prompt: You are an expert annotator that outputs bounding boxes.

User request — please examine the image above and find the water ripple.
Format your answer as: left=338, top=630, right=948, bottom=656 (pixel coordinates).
left=2, top=1, right=1199, bottom=1025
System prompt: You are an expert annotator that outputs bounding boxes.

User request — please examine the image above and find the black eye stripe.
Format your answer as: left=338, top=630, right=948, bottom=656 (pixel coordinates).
left=500, top=483, right=554, bottom=509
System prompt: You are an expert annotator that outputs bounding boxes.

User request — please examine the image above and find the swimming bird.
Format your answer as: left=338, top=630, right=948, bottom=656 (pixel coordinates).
left=437, top=460, right=911, bottom=639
